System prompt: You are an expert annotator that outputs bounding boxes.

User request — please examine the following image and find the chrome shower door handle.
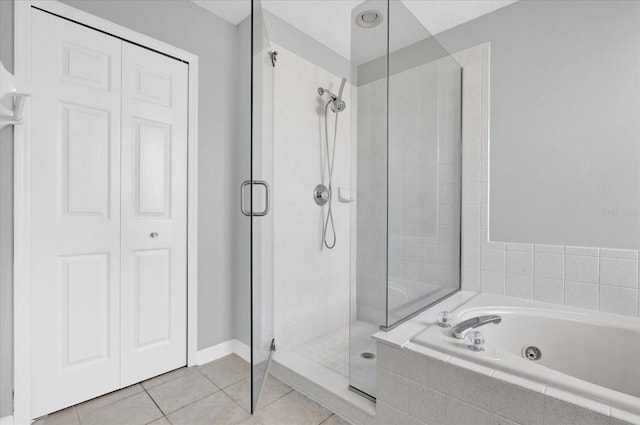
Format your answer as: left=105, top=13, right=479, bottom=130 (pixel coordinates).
left=241, top=180, right=270, bottom=217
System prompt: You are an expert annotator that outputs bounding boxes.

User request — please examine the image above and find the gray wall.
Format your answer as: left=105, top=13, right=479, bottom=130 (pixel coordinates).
left=0, top=0, right=14, bottom=417
left=434, top=0, right=640, bottom=249
left=0, top=0, right=247, bottom=416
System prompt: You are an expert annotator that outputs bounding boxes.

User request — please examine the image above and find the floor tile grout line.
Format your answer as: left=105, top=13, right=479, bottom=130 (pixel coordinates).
left=148, top=386, right=223, bottom=418
left=75, top=387, right=152, bottom=424
left=141, top=385, right=170, bottom=424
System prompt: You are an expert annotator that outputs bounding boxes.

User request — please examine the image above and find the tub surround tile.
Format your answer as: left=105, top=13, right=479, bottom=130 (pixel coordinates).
left=445, top=396, right=490, bottom=425
left=543, top=387, right=609, bottom=417
left=599, top=286, right=638, bottom=316
left=378, top=339, right=636, bottom=425
left=542, top=397, right=628, bottom=425
left=377, top=402, right=424, bottom=425
left=408, top=385, right=446, bottom=425
left=600, top=249, right=639, bottom=260
left=533, top=277, right=564, bottom=304
left=378, top=369, right=411, bottom=412
left=565, top=246, right=599, bottom=257
left=533, top=253, right=564, bottom=280
left=565, top=255, right=599, bottom=284
left=505, top=243, right=534, bottom=253
left=599, top=258, right=639, bottom=288
left=481, top=271, right=505, bottom=294
left=481, top=248, right=506, bottom=273
left=491, top=370, right=546, bottom=394
left=564, top=281, right=598, bottom=310
left=505, top=250, right=533, bottom=276
left=534, top=245, right=565, bottom=255
left=447, top=356, right=493, bottom=377
left=505, top=274, right=533, bottom=299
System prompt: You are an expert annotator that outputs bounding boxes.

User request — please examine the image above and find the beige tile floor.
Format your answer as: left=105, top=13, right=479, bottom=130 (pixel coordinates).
left=33, top=355, right=352, bottom=425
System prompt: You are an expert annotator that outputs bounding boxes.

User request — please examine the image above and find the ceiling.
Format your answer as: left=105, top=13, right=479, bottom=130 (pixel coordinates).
left=192, top=0, right=517, bottom=59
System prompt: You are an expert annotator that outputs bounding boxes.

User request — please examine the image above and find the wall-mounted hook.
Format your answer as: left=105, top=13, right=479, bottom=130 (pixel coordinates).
left=268, top=50, right=278, bottom=68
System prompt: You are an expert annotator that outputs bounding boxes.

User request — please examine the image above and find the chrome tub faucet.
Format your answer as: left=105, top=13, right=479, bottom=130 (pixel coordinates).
left=451, top=315, right=502, bottom=339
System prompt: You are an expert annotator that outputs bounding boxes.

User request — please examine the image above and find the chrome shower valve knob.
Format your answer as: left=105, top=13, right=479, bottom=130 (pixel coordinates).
left=467, top=330, right=485, bottom=352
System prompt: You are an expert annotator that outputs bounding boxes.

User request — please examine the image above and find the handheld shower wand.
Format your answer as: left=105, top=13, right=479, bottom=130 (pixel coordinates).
left=315, top=77, right=347, bottom=249
left=318, top=77, right=347, bottom=113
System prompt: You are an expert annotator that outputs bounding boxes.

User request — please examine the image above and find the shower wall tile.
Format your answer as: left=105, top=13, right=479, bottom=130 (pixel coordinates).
left=357, top=54, right=461, bottom=325
left=271, top=45, right=352, bottom=348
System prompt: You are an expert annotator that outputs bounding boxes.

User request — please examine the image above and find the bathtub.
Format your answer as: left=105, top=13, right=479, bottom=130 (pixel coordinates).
left=411, top=293, right=640, bottom=417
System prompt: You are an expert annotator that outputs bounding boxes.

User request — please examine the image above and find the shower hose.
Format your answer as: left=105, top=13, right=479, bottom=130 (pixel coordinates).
left=322, top=100, right=339, bottom=249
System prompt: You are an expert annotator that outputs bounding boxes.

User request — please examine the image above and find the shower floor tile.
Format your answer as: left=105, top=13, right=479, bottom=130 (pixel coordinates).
left=291, top=320, right=379, bottom=398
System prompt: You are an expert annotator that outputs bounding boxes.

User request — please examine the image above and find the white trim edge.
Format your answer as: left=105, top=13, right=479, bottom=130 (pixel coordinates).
left=196, top=340, right=251, bottom=366
left=0, top=416, right=14, bottom=425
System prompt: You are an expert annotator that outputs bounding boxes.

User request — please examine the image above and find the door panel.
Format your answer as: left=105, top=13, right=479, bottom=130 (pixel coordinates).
left=120, top=41, right=188, bottom=387
left=29, top=9, right=122, bottom=418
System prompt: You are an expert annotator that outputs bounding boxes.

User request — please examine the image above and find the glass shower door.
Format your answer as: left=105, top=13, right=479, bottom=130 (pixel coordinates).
left=250, top=0, right=275, bottom=414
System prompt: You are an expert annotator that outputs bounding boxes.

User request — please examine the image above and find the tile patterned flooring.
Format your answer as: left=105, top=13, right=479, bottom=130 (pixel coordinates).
left=33, top=355, right=351, bottom=425
left=291, top=321, right=378, bottom=397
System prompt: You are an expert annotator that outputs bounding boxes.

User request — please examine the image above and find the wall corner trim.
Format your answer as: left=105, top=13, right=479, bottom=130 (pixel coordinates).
left=196, top=339, right=251, bottom=366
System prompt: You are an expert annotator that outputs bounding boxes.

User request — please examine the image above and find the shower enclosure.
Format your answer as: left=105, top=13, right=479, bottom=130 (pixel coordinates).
left=247, top=0, right=462, bottom=411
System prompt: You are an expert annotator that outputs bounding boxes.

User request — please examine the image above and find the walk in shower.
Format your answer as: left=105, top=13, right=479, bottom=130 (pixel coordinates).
left=247, top=0, right=462, bottom=411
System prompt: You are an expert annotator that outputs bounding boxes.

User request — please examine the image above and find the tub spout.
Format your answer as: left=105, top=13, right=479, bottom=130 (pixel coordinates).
left=451, top=315, right=502, bottom=339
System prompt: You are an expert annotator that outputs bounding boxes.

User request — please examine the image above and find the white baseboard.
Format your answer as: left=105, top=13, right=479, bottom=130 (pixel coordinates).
left=196, top=339, right=251, bottom=366
left=0, top=415, right=13, bottom=425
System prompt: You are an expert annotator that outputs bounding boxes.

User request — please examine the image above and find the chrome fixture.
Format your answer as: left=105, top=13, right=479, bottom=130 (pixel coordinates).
left=466, top=331, right=485, bottom=352
left=523, top=345, right=542, bottom=361
left=318, top=77, right=347, bottom=113
left=314, top=184, right=330, bottom=206
left=241, top=180, right=270, bottom=217
left=451, top=315, right=502, bottom=339
left=316, top=77, right=347, bottom=249
left=355, top=10, right=383, bottom=28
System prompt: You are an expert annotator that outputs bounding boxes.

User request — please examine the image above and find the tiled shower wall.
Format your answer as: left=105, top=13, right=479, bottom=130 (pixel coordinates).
left=356, top=57, right=462, bottom=326
left=272, top=45, right=352, bottom=348
left=458, top=43, right=640, bottom=318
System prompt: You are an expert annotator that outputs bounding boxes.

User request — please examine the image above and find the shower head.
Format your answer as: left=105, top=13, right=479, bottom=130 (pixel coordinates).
left=318, top=77, right=347, bottom=113
left=331, top=98, right=346, bottom=113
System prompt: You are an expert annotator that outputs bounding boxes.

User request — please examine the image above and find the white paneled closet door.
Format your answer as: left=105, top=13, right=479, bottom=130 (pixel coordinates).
left=120, top=42, right=188, bottom=387
left=29, top=9, right=188, bottom=418
left=29, top=10, right=123, bottom=418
